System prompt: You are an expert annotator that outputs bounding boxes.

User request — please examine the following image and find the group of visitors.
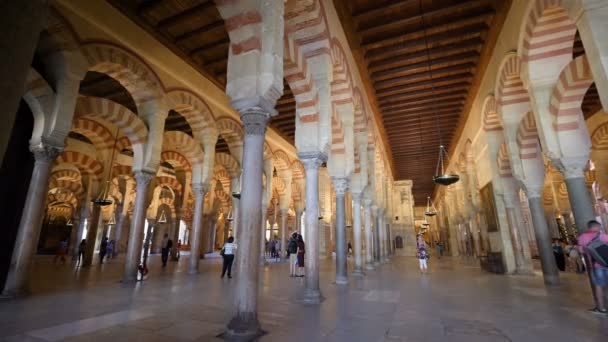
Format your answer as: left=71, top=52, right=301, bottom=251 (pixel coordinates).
left=266, top=237, right=282, bottom=260
left=287, top=232, right=305, bottom=277
left=578, top=220, right=608, bottom=315
left=552, top=238, right=586, bottom=273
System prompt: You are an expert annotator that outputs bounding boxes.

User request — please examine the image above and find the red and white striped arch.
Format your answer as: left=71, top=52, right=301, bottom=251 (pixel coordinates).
left=112, top=164, right=133, bottom=179
left=71, top=118, right=115, bottom=151
left=160, top=151, right=191, bottom=172
left=55, top=151, right=103, bottom=181
left=549, top=55, right=594, bottom=132
left=167, top=89, right=216, bottom=137
left=495, top=54, right=528, bottom=107
left=163, top=131, right=204, bottom=167
left=155, top=176, right=183, bottom=196
left=74, top=96, right=148, bottom=145
left=216, top=117, right=244, bottom=154
left=517, top=112, right=542, bottom=160
left=497, top=143, right=513, bottom=178
left=273, top=149, right=291, bottom=172
left=48, top=179, right=84, bottom=199
left=215, top=152, right=240, bottom=180
left=50, top=169, right=81, bottom=184
left=482, top=95, right=502, bottom=132
left=591, top=122, right=608, bottom=151
left=80, top=42, right=165, bottom=114
left=290, top=160, right=305, bottom=181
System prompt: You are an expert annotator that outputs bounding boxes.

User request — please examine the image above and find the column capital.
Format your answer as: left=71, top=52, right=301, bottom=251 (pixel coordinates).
left=30, top=143, right=62, bottom=164
left=523, top=183, right=543, bottom=199
left=134, top=170, right=155, bottom=188
left=331, top=177, right=349, bottom=196
left=551, top=156, right=588, bottom=180
left=351, top=191, right=363, bottom=201
left=240, top=107, right=271, bottom=136
left=192, top=182, right=210, bottom=197
left=298, top=152, right=327, bottom=169
left=502, top=192, right=519, bottom=208
left=363, top=199, right=373, bottom=207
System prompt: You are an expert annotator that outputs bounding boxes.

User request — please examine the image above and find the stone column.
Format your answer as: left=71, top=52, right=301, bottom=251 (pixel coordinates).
left=364, top=199, right=374, bottom=270
left=82, top=204, right=101, bottom=267
left=225, top=108, right=270, bottom=338
left=332, top=177, right=349, bottom=285
left=260, top=203, right=267, bottom=265
left=503, top=193, right=530, bottom=274
left=170, top=209, right=181, bottom=259
left=295, top=210, right=303, bottom=234
left=525, top=185, right=560, bottom=286
left=231, top=190, right=240, bottom=240
left=352, top=193, right=364, bottom=276
left=280, top=208, right=287, bottom=261
left=379, top=209, right=387, bottom=263
left=300, top=153, right=325, bottom=303
left=189, top=183, right=208, bottom=274
left=122, top=171, right=154, bottom=282
left=0, top=0, right=47, bottom=164
left=561, top=165, right=596, bottom=233
left=2, top=145, right=60, bottom=296
left=71, top=205, right=88, bottom=259
left=373, top=206, right=381, bottom=265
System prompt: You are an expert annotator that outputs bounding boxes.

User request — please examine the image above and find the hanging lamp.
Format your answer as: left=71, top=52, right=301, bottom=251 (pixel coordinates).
left=92, top=127, right=120, bottom=206
left=424, top=196, right=437, bottom=216
left=417, top=0, right=460, bottom=187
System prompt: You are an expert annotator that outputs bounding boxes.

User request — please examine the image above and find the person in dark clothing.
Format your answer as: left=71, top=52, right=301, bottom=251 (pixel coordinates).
left=99, top=237, right=108, bottom=264
left=553, top=239, right=566, bottom=271
left=288, top=232, right=298, bottom=277
left=161, top=233, right=172, bottom=267
left=77, top=239, right=86, bottom=266
left=296, top=234, right=305, bottom=277
left=221, top=237, right=237, bottom=278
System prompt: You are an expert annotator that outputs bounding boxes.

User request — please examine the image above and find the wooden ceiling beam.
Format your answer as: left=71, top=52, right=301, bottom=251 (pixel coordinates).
left=374, top=63, right=475, bottom=89
left=380, top=93, right=467, bottom=111
left=137, top=0, right=165, bottom=14
left=376, top=73, right=473, bottom=97
left=157, top=1, right=215, bottom=29
left=372, top=51, right=479, bottom=81
left=379, top=86, right=470, bottom=105
left=382, top=100, right=464, bottom=116
left=383, top=112, right=461, bottom=125
left=174, top=20, right=225, bottom=43
left=353, top=0, right=415, bottom=20
left=189, top=38, right=230, bottom=58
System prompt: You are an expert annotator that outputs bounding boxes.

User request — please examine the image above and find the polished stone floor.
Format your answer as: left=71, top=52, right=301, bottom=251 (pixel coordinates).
left=1, top=253, right=607, bottom=341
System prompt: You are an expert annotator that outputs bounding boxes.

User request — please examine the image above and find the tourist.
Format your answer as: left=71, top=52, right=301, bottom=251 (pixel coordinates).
left=161, top=233, right=172, bottom=267
left=552, top=239, right=566, bottom=271
left=287, top=232, right=298, bottom=277
left=54, top=238, right=68, bottom=264
left=566, top=240, right=584, bottom=274
left=417, top=245, right=429, bottom=274
left=77, top=239, right=86, bottom=266
left=275, top=238, right=281, bottom=260
left=176, top=239, right=182, bottom=260
left=221, top=236, right=237, bottom=279
left=99, top=237, right=108, bottom=264
left=435, top=242, right=443, bottom=259
left=270, top=238, right=277, bottom=259
left=578, top=220, right=608, bottom=315
left=348, top=241, right=353, bottom=255
left=297, top=233, right=305, bottom=277
left=106, top=239, right=114, bottom=260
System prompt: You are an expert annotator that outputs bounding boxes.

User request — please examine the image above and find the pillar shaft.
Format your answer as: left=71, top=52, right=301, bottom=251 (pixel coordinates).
left=505, top=205, right=527, bottom=273
left=260, top=204, right=267, bottom=264
left=280, top=209, right=287, bottom=261
left=379, top=210, right=387, bottom=262
left=527, top=193, right=560, bottom=286
left=352, top=194, right=363, bottom=275
left=122, top=171, right=154, bottom=282
left=82, top=204, right=101, bottom=267
left=226, top=109, right=269, bottom=336
left=189, top=184, right=208, bottom=274
left=373, top=207, right=381, bottom=265
left=364, top=200, right=374, bottom=270
left=300, top=153, right=324, bottom=303
left=564, top=176, right=596, bottom=233
left=332, top=177, right=349, bottom=285
left=296, top=210, right=303, bottom=234
left=2, top=145, right=60, bottom=296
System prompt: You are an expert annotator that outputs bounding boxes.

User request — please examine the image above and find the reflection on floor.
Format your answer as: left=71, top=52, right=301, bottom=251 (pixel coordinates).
left=1, top=255, right=606, bottom=341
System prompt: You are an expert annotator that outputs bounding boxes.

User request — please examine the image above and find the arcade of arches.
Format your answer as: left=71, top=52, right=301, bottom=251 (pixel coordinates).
left=1, top=0, right=608, bottom=341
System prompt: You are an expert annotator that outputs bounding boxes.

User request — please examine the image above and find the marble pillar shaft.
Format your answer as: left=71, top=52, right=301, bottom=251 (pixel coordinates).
left=334, top=189, right=348, bottom=284
left=505, top=206, right=527, bottom=273
left=260, top=204, right=267, bottom=264
left=564, top=177, right=596, bottom=233
left=528, top=196, right=560, bottom=286
left=352, top=195, right=363, bottom=275
left=2, top=146, right=59, bottom=296
left=280, top=209, right=287, bottom=260
left=364, top=201, right=374, bottom=270
left=189, top=185, right=207, bottom=274
left=373, top=210, right=381, bottom=265
left=301, top=154, right=323, bottom=304
left=122, top=172, right=154, bottom=282
left=379, top=212, right=387, bottom=262
left=82, top=205, right=102, bottom=267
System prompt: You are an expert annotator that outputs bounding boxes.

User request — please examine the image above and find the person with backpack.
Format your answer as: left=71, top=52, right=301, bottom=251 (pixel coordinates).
left=287, top=232, right=298, bottom=277
left=578, top=220, right=608, bottom=315
left=220, top=236, right=237, bottom=279
left=417, top=246, right=429, bottom=274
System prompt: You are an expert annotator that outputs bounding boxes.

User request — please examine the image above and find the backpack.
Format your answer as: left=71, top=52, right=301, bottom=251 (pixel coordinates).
left=167, top=239, right=173, bottom=249
left=288, top=239, right=298, bottom=254
left=586, top=232, right=608, bottom=267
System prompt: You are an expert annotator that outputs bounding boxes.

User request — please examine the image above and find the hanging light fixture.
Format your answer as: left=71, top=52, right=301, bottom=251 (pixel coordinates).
left=66, top=218, right=73, bottom=226
left=92, top=127, right=120, bottom=206
left=418, top=0, right=460, bottom=187
left=158, top=209, right=167, bottom=224
left=108, top=213, right=116, bottom=225
left=424, top=196, right=437, bottom=216
left=226, top=208, right=234, bottom=222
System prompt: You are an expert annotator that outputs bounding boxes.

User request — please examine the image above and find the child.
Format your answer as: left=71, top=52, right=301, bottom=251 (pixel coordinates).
left=418, top=246, right=429, bottom=274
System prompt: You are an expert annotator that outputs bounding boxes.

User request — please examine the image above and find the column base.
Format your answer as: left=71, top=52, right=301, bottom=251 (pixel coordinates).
left=514, top=269, right=535, bottom=276
left=352, top=268, right=365, bottom=277
left=335, top=275, right=348, bottom=285
left=220, top=313, right=265, bottom=341
left=373, top=261, right=380, bottom=267
left=302, top=288, right=324, bottom=304
left=365, top=263, right=375, bottom=271
left=542, top=273, right=560, bottom=287
left=0, top=288, right=28, bottom=300
left=188, top=268, right=199, bottom=275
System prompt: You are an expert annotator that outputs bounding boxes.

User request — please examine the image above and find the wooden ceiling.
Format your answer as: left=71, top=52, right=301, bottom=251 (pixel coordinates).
left=335, top=0, right=509, bottom=203
left=108, top=0, right=296, bottom=144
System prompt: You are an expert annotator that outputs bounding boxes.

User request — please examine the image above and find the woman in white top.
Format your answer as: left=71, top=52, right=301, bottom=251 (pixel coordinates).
left=221, top=236, right=237, bottom=278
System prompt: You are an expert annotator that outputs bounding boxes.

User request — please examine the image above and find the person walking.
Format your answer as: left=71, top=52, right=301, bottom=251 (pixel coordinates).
left=296, top=233, right=305, bottom=277
left=578, top=220, right=608, bottom=315
left=435, top=242, right=442, bottom=260
left=77, top=239, right=86, bottom=266
left=417, top=245, right=429, bottom=274
left=176, top=239, right=182, bottom=261
left=106, top=240, right=115, bottom=260
left=221, top=237, right=237, bottom=278
left=161, top=233, right=172, bottom=267
left=270, top=238, right=277, bottom=259
left=54, top=238, right=68, bottom=264
left=287, top=232, right=298, bottom=277
left=552, top=239, right=566, bottom=272
left=99, top=237, right=108, bottom=264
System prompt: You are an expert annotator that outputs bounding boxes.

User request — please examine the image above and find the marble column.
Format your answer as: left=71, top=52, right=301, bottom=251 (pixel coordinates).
left=225, top=109, right=269, bottom=338
left=71, top=205, right=88, bottom=259
left=379, top=209, right=388, bottom=263
left=231, top=193, right=240, bottom=240
left=0, top=0, right=47, bottom=164
left=295, top=210, right=303, bottom=234
left=526, top=186, right=560, bottom=286
left=260, top=203, right=267, bottom=265
left=352, top=193, right=364, bottom=276
left=189, top=183, right=208, bottom=274
left=122, top=171, right=154, bottom=282
left=170, top=209, right=181, bottom=259
left=373, top=206, right=381, bottom=266
left=563, top=168, right=596, bottom=233
left=364, top=200, right=374, bottom=270
left=280, top=209, right=287, bottom=261
left=332, top=177, right=349, bottom=285
left=504, top=203, right=528, bottom=274
left=2, top=145, right=60, bottom=296
left=300, top=153, right=325, bottom=304
left=82, top=205, right=102, bottom=267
